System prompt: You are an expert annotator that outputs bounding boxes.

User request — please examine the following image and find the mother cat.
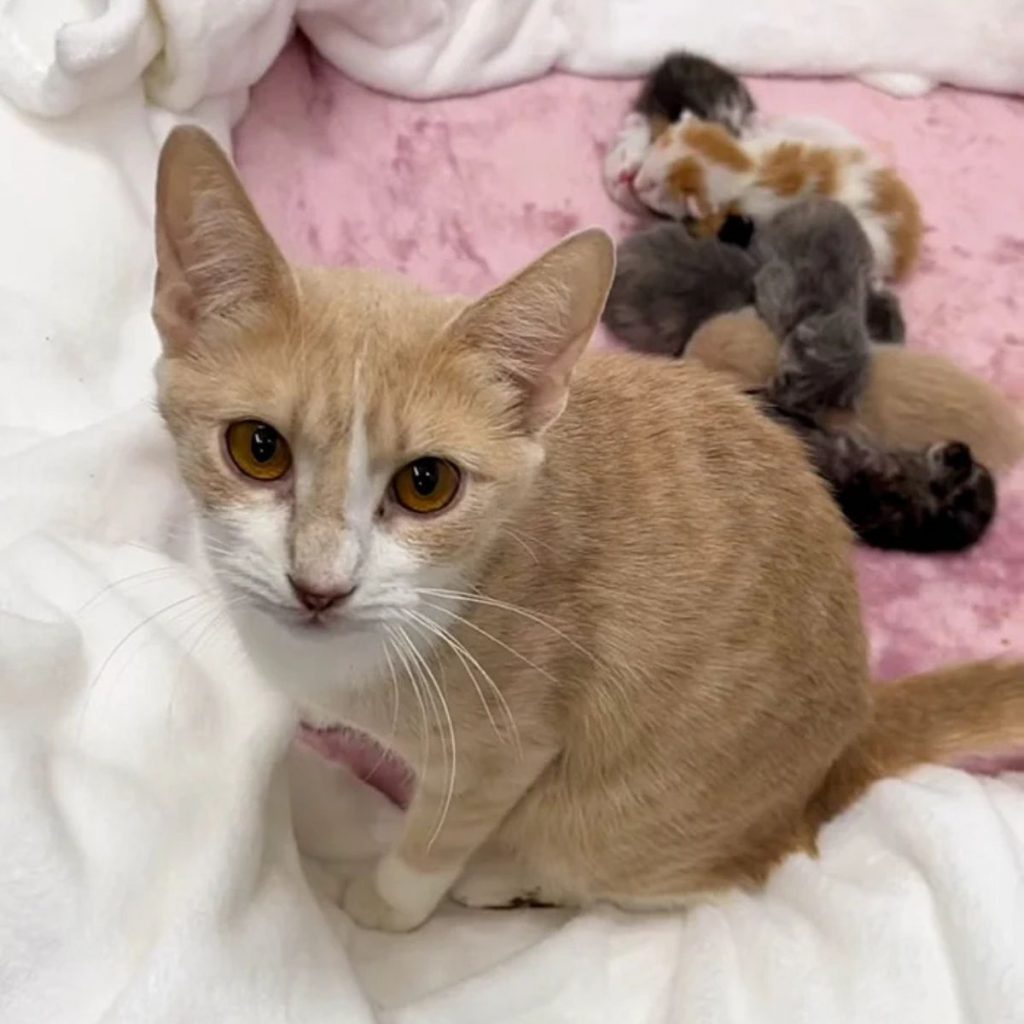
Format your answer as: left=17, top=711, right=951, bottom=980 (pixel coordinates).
left=153, top=127, right=1024, bottom=931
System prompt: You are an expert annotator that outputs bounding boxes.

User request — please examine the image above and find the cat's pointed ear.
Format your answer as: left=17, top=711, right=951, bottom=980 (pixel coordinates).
left=153, top=125, right=293, bottom=356
left=448, top=229, right=615, bottom=433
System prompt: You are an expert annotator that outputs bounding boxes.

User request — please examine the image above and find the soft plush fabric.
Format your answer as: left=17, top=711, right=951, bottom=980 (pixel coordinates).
left=235, top=40, right=1024, bottom=683
left=3, top=3, right=1024, bottom=1018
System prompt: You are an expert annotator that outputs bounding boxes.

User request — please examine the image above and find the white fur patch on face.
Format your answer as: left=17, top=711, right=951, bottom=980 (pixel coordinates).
left=203, top=394, right=469, bottom=726
left=633, top=136, right=695, bottom=221
left=204, top=501, right=292, bottom=607
left=603, top=112, right=654, bottom=214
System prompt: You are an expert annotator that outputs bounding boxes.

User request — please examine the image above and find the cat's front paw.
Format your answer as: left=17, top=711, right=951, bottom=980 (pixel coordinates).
left=343, top=872, right=428, bottom=932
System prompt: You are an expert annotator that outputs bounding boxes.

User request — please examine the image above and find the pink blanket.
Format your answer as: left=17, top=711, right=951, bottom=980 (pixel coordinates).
left=235, top=39, right=1024, bottom=682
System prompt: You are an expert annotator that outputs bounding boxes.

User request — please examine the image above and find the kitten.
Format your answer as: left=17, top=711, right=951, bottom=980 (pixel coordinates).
left=154, top=127, right=1024, bottom=932
left=772, top=413, right=997, bottom=553
left=604, top=51, right=754, bottom=213
left=687, top=311, right=1012, bottom=551
left=603, top=207, right=902, bottom=367
left=632, top=112, right=923, bottom=280
left=751, top=198, right=878, bottom=414
left=602, top=223, right=756, bottom=357
left=634, top=50, right=756, bottom=138
left=688, top=310, right=1024, bottom=473
left=810, top=436, right=996, bottom=553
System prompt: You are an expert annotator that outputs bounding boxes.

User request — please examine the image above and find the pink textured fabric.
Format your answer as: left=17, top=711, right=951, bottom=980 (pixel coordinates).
left=234, top=39, right=1023, bottom=684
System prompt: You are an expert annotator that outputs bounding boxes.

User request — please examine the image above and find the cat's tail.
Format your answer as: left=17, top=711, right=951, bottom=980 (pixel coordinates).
left=808, top=661, right=1024, bottom=829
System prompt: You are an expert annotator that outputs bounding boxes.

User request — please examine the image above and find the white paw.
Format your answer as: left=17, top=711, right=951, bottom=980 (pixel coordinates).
left=342, top=872, right=430, bottom=933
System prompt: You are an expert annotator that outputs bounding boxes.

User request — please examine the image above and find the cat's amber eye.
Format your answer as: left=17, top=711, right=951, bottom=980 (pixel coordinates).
left=225, top=421, right=293, bottom=482
left=391, top=457, right=461, bottom=515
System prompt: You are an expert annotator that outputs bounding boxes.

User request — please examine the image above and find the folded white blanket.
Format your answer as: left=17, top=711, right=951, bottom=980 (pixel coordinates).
left=303, top=0, right=1024, bottom=99
left=2, top=2, right=1024, bottom=1022
left=2, top=0, right=1023, bottom=119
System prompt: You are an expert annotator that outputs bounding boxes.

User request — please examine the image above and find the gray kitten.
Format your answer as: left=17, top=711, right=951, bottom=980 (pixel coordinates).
left=634, top=51, right=756, bottom=136
left=751, top=198, right=881, bottom=415
left=602, top=223, right=756, bottom=357
left=603, top=208, right=902, bottom=371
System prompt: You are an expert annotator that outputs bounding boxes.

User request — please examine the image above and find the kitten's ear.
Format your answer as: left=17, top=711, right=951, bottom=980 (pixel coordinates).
left=448, top=229, right=615, bottom=433
left=153, top=125, right=293, bottom=356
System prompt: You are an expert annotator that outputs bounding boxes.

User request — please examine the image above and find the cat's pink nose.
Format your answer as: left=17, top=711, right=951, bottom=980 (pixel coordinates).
left=288, top=576, right=355, bottom=613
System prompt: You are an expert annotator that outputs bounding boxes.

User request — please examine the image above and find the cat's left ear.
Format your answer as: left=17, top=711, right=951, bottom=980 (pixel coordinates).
left=447, top=229, right=615, bottom=433
left=153, top=125, right=294, bottom=356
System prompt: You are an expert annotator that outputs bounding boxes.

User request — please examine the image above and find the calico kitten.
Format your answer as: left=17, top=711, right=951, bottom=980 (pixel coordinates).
left=633, top=112, right=923, bottom=279
left=154, top=127, right=1024, bottom=932
left=634, top=50, right=756, bottom=137
left=604, top=51, right=754, bottom=214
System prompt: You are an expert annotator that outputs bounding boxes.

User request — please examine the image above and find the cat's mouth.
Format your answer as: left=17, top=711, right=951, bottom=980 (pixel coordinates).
left=249, top=596, right=376, bottom=637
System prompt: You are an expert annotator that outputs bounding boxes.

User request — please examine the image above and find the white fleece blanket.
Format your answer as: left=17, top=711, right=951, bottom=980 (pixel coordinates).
left=2, top=0, right=1023, bottom=115
left=2, top=1, right=1024, bottom=1022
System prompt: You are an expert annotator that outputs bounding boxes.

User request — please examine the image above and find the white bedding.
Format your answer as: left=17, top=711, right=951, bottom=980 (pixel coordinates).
left=2, top=2, right=1024, bottom=1022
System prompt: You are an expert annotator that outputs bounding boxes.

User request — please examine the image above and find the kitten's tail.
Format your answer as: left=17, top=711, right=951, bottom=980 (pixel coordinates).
left=808, top=661, right=1024, bottom=828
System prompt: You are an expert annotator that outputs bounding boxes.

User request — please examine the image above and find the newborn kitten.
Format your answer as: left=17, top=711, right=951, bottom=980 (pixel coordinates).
left=154, top=127, right=1024, bottom=932
left=633, top=112, right=923, bottom=280
left=603, top=206, right=901, bottom=369
left=751, top=198, right=878, bottom=414
left=688, top=311, right=1013, bottom=551
left=604, top=51, right=754, bottom=214
left=602, top=223, right=756, bottom=357
left=772, top=413, right=997, bottom=552
left=634, top=50, right=756, bottom=137
left=688, top=311, right=1024, bottom=474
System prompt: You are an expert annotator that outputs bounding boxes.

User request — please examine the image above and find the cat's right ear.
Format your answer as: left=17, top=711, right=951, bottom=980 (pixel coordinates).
left=153, top=125, right=293, bottom=356
left=446, top=229, right=616, bottom=434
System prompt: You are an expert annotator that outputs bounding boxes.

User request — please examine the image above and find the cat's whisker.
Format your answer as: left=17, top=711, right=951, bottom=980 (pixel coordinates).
left=404, top=608, right=507, bottom=747
left=363, top=638, right=403, bottom=788
left=411, top=605, right=523, bottom=755
left=498, top=523, right=560, bottom=561
left=416, top=587, right=594, bottom=662
left=76, top=589, right=216, bottom=739
left=384, top=624, right=432, bottom=783
left=165, top=592, right=247, bottom=726
left=76, top=565, right=181, bottom=614
left=395, top=621, right=457, bottom=852
left=420, top=599, right=559, bottom=686
left=496, top=526, right=540, bottom=565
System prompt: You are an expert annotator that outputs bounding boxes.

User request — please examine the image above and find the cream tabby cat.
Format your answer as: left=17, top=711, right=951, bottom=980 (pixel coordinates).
left=154, top=127, right=1024, bottom=932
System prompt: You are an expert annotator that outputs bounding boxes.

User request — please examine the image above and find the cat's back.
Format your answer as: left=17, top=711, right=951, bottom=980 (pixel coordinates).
left=508, top=350, right=870, bottom=871
left=533, top=351, right=864, bottom=685
left=551, top=350, right=843, bottom=541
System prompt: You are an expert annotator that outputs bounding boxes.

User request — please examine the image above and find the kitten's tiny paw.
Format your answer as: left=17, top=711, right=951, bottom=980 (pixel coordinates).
left=342, top=873, right=429, bottom=932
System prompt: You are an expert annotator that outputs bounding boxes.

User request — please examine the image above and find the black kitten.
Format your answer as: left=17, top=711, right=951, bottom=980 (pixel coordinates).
left=772, top=413, right=997, bottom=552
left=634, top=51, right=756, bottom=136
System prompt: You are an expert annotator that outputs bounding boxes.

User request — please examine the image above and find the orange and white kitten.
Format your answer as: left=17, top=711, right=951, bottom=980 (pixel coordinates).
left=154, top=127, right=1024, bottom=933
left=634, top=112, right=923, bottom=280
